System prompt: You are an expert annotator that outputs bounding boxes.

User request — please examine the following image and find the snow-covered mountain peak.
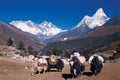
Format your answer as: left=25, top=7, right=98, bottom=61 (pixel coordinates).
left=83, top=15, right=90, bottom=20
left=74, top=8, right=110, bottom=29
left=38, top=21, right=65, bottom=37
left=10, top=20, right=40, bottom=35
left=10, top=20, right=36, bottom=27
left=94, top=8, right=108, bottom=18
left=40, top=21, right=55, bottom=28
left=94, top=8, right=104, bottom=15
left=10, top=20, right=65, bottom=39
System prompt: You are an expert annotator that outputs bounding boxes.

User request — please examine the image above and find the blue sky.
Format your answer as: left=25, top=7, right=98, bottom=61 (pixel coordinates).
left=0, top=0, right=120, bottom=30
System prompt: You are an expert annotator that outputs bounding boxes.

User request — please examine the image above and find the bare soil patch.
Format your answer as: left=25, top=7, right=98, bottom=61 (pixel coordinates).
left=0, top=57, right=120, bottom=80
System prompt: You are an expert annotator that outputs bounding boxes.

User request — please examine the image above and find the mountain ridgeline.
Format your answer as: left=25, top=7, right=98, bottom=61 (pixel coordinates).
left=0, top=8, right=120, bottom=54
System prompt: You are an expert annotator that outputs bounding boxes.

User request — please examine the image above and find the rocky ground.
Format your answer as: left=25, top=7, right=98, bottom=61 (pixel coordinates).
left=0, top=56, right=120, bottom=80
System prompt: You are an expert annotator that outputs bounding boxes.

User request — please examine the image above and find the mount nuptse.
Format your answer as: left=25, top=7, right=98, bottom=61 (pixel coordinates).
left=10, top=20, right=66, bottom=40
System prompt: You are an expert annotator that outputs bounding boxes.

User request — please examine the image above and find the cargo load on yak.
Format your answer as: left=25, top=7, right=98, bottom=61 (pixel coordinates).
left=49, top=55, right=58, bottom=65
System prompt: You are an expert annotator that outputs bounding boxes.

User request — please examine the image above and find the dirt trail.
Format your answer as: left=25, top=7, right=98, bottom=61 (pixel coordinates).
left=0, top=57, right=120, bottom=80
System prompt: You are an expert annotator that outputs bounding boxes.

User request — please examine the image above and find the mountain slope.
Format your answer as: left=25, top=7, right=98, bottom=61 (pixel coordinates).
left=42, top=14, right=120, bottom=54
left=0, top=21, right=44, bottom=50
left=43, top=32, right=120, bottom=53
left=46, top=25, right=90, bottom=42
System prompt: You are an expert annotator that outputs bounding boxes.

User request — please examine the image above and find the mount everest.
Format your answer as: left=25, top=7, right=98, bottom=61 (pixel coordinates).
left=10, top=8, right=110, bottom=42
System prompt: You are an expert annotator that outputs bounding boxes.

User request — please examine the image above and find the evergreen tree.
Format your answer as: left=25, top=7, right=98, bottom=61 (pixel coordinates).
left=6, top=38, right=13, bottom=46
left=112, top=44, right=120, bottom=59
left=17, top=41, right=26, bottom=51
left=52, top=49, right=63, bottom=56
left=116, top=45, right=120, bottom=53
left=27, top=45, right=34, bottom=54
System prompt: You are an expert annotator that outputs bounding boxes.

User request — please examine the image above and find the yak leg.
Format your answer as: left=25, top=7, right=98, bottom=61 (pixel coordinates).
left=31, top=67, right=37, bottom=75
left=43, top=65, right=48, bottom=74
